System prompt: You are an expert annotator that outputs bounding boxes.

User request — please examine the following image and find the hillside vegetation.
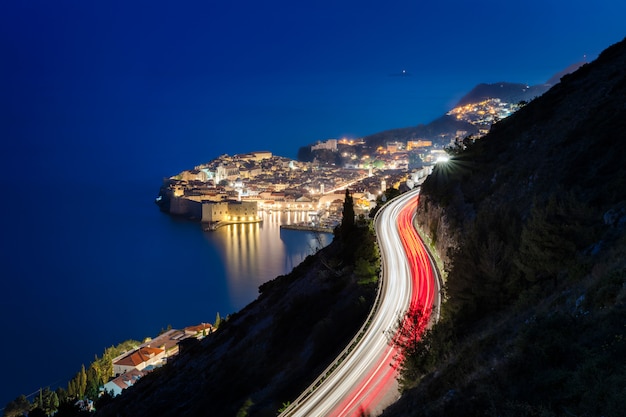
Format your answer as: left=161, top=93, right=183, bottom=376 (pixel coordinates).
left=95, top=199, right=380, bottom=417
left=382, top=37, right=626, bottom=416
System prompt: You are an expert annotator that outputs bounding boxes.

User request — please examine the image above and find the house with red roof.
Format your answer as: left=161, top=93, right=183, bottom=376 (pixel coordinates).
left=112, top=346, right=165, bottom=376
left=184, top=322, right=214, bottom=339
left=102, top=368, right=148, bottom=397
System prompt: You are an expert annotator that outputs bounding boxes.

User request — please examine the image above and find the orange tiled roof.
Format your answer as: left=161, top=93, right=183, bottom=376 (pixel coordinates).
left=185, top=323, right=213, bottom=333
left=114, top=346, right=164, bottom=367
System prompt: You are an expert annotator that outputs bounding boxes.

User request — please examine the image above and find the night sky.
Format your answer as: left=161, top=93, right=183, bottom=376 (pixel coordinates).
left=2, top=0, right=625, bottom=182
left=0, top=0, right=624, bottom=408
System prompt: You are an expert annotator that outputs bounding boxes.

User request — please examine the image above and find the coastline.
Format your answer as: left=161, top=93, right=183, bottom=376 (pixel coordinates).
left=203, top=218, right=263, bottom=231
left=279, top=224, right=335, bottom=234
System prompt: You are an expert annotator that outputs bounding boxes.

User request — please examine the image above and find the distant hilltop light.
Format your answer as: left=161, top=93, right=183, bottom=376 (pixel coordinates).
left=390, top=69, right=411, bottom=77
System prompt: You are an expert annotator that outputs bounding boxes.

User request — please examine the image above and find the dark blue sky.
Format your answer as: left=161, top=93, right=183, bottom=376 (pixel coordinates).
left=2, top=0, right=625, bottom=181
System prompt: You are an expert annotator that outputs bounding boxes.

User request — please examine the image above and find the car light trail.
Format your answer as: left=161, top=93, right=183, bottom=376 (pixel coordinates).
left=280, top=188, right=439, bottom=416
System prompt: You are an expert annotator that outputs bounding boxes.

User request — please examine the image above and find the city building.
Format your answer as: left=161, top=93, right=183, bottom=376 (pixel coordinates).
left=112, top=346, right=165, bottom=376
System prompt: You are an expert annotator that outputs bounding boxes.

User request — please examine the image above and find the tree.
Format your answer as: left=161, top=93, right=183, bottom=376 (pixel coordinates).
left=85, top=366, right=100, bottom=399
left=26, top=387, right=59, bottom=416
left=49, top=392, right=60, bottom=415
left=514, top=192, right=594, bottom=286
left=78, top=364, right=87, bottom=398
left=235, top=398, right=253, bottom=417
left=389, top=306, right=432, bottom=360
left=2, top=394, right=31, bottom=417
left=388, top=306, right=461, bottom=390
left=34, top=388, right=43, bottom=411
left=68, top=378, right=77, bottom=398
left=341, top=189, right=355, bottom=231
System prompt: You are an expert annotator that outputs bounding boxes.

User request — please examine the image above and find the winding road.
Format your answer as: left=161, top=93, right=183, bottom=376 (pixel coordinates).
left=281, top=188, right=440, bottom=416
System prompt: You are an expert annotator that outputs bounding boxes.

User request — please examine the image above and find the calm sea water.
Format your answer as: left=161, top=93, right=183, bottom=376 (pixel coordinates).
left=0, top=179, right=331, bottom=406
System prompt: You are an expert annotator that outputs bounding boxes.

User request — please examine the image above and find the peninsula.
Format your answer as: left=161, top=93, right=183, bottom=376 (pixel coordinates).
left=155, top=150, right=431, bottom=232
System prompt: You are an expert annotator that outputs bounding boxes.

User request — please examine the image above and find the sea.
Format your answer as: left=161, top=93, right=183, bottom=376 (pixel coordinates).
left=0, top=176, right=331, bottom=407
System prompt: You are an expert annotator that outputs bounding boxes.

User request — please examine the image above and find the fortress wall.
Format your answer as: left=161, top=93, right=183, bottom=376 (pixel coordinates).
left=201, top=202, right=229, bottom=223
left=169, top=197, right=202, bottom=219
left=201, top=201, right=260, bottom=223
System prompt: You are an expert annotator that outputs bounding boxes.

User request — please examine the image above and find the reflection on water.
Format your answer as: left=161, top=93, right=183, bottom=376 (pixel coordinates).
left=206, top=210, right=333, bottom=309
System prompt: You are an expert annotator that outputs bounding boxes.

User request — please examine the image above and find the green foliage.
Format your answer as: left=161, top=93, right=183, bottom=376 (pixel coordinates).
left=440, top=190, right=598, bottom=326
left=354, top=256, right=378, bottom=284
left=55, top=387, right=68, bottom=404
left=352, top=222, right=380, bottom=285
left=277, top=401, right=291, bottom=413
left=369, top=187, right=402, bottom=218
left=159, top=324, right=173, bottom=335
left=443, top=206, right=521, bottom=323
left=235, top=398, right=253, bottom=417
left=28, top=387, right=59, bottom=416
left=503, top=307, right=626, bottom=416
left=372, top=159, right=385, bottom=169
left=78, top=365, right=87, bottom=398
left=65, top=339, right=140, bottom=402
left=3, top=394, right=31, bottom=417
left=514, top=192, right=598, bottom=286
left=388, top=306, right=454, bottom=390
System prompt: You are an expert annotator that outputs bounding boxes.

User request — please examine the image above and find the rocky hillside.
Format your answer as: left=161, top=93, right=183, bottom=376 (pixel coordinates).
left=383, top=37, right=626, bottom=416
left=360, top=62, right=584, bottom=149
left=452, top=81, right=549, bottom=108
left=361, top=115, right=479, bottom=149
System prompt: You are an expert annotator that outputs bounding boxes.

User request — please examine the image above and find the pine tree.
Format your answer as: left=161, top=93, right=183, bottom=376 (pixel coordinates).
left=49, top=391, right=59, bottom=415
left=515, top=195, right=578, bottom=285
left=341, top=189, right=355, bottom=231
left=86, top=365, right=100, bottom=399
left=79, top=364, right=87, bottom=398
left=68, top=378, right=77, bottom=398
left=36, top=388, right=43, bottom=410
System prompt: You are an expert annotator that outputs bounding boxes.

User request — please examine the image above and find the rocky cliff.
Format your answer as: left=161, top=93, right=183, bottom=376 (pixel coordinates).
left=383, top=37, right=626, bottom=416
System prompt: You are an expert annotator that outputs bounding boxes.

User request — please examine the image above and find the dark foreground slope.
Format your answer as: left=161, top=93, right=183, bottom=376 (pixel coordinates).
left=96, top=222, right=378, bottom=417
left=383, top=38, right=626, bottom=416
